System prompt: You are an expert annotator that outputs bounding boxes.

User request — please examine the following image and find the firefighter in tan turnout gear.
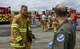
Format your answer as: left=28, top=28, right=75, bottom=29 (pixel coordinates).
left=48, top=12, right=53, bottom=30
left=10, top=5, right=34, bottom=49
left=41, top=11, right=47, bottom=32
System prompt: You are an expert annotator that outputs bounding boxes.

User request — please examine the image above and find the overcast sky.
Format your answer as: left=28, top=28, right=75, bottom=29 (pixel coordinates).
left=0, top=0, right=80, bottom=12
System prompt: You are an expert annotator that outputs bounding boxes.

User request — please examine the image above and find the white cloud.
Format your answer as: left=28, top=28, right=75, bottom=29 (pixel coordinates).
left=0, top=0, right=80, bottom=12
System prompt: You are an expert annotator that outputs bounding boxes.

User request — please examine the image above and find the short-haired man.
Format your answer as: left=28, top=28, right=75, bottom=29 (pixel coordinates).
left=52, top=4, right=76, bottom=49
left=10, top=5, right=33, bottom=49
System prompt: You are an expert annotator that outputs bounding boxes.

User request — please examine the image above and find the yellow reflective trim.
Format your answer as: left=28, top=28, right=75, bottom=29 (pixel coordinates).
left=28, top=27, right=31, bottom=31
left=16, top=36, right=22, bottom=42
left=4, top=14, right=6, bottom=16
left=54, top=27, right=57, bottom=32
left=10, top=43, right=25, bottom=48
left=11, top=24, right=19, bottom=27
left=0, top=14, right=2, bottom=16
left=5, top=14, right=7, bottom=16
left=16, top=36, right=22, bottom=40
left=19, top=28, right=26, bottom=32
left=9, top=14, right=11, bottom=16
left=2, top=14, right=5, bottom=16
left=11, top=24, right=19, bottom=29
left=16, top=37, right=22, bottom=42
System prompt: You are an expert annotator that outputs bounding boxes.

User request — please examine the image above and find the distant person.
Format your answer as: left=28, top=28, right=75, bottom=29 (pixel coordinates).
left=41, top=11, right=47, bottom=32
left=48, top=12, right=53, bottom=29
left=32, top=13, right=36, bottom=25
left=71, top=10, right=78, bottom=30
left=67, top=11, right=73, bottom=23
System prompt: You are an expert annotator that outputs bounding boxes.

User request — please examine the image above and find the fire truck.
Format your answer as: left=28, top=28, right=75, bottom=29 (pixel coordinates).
left=0, top=6, right=11, bottom=22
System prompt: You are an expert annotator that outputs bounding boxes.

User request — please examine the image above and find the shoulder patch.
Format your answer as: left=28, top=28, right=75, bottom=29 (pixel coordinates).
left=57, top=34, right=64, bottom=42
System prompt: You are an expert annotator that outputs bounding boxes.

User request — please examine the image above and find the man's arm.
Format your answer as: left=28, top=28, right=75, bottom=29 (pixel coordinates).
left=52, top=30, right=69, bottom=49
left=11, top=16, right=22, bottom=43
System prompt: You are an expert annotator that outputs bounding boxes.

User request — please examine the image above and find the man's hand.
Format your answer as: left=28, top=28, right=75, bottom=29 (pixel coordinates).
left=32, top=34, right=36, bottom=39
left=48, top=42, right=53, bottom=48
left=18, top=40, right=24, bottom=46
left=29, top=31, right=36, bottom=39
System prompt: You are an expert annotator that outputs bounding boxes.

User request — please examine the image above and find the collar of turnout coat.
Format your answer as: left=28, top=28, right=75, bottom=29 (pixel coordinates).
left=57, top=19, right=69, bottom=30
left=20, top=12, right=28, bottom=18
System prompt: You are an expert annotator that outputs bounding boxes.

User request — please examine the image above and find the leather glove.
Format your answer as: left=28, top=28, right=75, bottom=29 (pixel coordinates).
left=18, top=40, right=24, bottom=46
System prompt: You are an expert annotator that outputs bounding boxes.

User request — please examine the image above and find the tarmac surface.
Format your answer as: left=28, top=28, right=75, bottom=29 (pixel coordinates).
left=0, top=19, right=80, bottom=49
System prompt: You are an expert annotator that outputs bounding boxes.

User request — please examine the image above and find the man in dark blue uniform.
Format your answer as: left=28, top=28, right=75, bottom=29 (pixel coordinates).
left=52, top=4, right=76, bottom=49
